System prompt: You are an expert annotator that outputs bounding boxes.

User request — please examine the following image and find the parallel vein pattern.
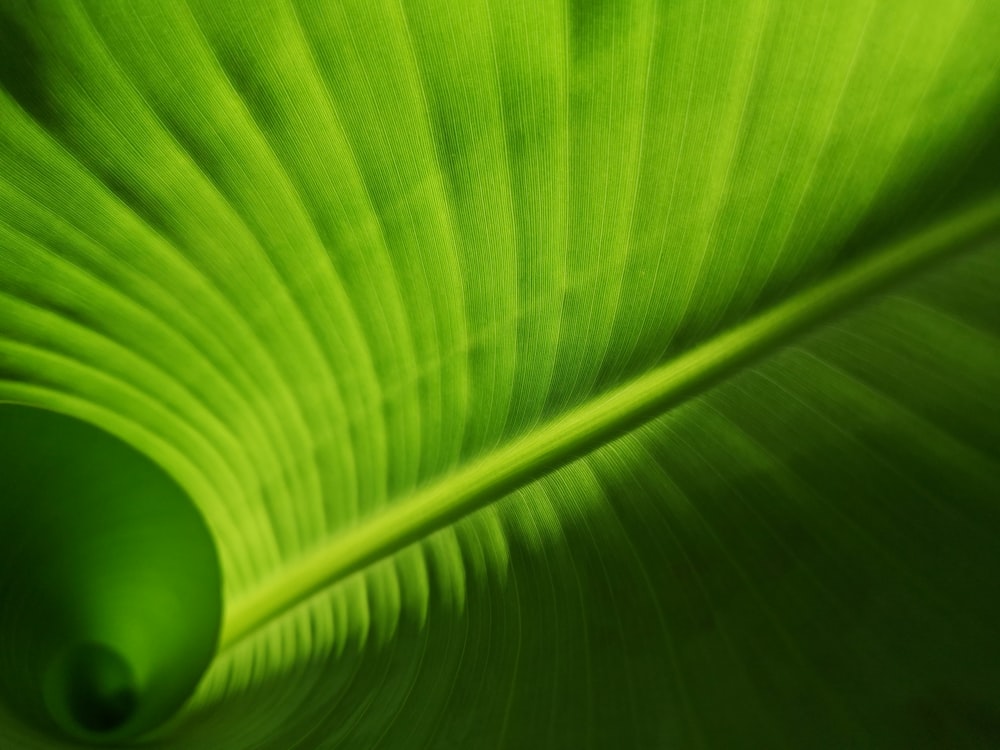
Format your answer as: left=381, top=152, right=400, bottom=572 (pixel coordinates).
left=1, top=0, right=999, bottom=748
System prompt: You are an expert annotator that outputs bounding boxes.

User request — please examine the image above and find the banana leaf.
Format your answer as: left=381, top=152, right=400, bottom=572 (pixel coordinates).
left=1, top=1, right=999, bottom=747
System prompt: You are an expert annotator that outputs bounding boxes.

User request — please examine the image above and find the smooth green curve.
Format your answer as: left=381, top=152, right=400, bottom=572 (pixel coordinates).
left=221, top=191, right=1000, bottom=650
left=0, top=405, right=222, bottom=744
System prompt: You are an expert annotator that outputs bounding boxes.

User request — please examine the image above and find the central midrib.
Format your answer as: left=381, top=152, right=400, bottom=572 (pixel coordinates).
left=220, top=192, right=1000, bottom=651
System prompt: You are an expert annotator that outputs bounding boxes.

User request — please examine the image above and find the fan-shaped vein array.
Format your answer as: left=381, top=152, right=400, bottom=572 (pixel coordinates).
left=1, top=0, right=999, bottom=748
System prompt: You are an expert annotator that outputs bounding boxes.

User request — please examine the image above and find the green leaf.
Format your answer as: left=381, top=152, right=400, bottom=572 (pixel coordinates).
left=1, top=1, right=999, bottom=748
left=0, top=407, right=221, bottom=743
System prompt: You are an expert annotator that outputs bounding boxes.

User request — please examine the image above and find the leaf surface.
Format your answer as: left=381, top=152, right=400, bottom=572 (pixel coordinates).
left=1, top=0, right=999, bottom=747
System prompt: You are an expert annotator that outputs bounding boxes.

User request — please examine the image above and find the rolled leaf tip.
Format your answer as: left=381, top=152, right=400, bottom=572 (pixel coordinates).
left=0, top=405, right=223, bottom=744
left=45, top=642, right=139, bottom=735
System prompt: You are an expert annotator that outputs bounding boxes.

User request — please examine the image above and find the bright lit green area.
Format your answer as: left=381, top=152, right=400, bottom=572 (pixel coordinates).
left=1, top=0, right=999, bottom=748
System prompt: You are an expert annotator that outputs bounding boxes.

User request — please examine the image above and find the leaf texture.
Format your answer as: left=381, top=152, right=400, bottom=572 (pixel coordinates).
left=1, top=0, right=999, bottom=748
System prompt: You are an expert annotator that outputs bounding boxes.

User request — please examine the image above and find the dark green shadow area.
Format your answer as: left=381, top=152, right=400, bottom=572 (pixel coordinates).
left=0, top=405, right=222, bottom=744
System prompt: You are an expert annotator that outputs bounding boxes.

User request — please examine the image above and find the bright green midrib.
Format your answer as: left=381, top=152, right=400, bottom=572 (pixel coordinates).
left=220, top=193, right=1000, bottom=650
